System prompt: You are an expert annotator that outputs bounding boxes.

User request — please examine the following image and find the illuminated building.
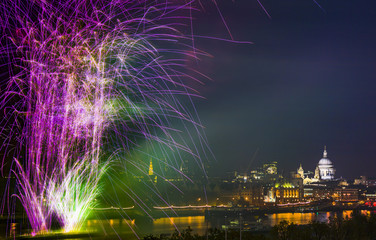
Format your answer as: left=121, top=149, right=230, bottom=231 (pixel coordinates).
left=303, top=185, right=333, bottom=201
left=364, top=188, right=376, bottom=201
left=274, top=182, right=300, bottom=204
left=333, top=188, right=359, bottom=202
left=232, top=161, right=278, bottom=183
left=296, top=164, right=319, bottom=185
left=354, top=176, right=367, bottom=185
left=297, top=146, right=335, bottom=184
left=354, top=176, right=376, bottom=186
left=264, top=181, right=301, bottom=204
left=297, top=164, right=304, bottom=179
left=317, top=146, right=335, bottom=180
left=238, top=184, right=264, bottom=206
left=314, top=166, right=320, bottom=180
left=263, top=162, right=277, bottom=175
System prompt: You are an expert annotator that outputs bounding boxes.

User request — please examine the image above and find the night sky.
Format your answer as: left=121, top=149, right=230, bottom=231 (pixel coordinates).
left=190, top=0, right=376, bottom=178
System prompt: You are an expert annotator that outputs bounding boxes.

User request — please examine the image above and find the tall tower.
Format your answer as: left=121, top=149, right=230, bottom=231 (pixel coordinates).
left=314, top=166, right=320, bottom=179
left=148, top=159, right=154, bottom=176
left=297, top=164, right=304, bottom=179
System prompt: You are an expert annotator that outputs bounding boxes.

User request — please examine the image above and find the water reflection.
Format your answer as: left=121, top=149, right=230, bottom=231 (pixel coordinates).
left=3, top=210, right=373, bottom=239
left=83, top=218, right=138, bottom=239
left=153, top=216, right=210, bottom=235
left=82, top=210, right=368, bottom=238
left=83, top=216, right=211, bottom=237
left=265, top=210, right=354, bottom=226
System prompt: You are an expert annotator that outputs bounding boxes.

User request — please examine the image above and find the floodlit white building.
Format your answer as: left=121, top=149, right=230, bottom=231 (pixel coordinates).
left=317, top=146, right=335, bottom=180
left=297, top=146, right=335, bottom=184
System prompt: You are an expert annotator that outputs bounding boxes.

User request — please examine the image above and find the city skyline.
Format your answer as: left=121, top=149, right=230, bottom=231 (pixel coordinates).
left=189, top=0, right=376, bottom=178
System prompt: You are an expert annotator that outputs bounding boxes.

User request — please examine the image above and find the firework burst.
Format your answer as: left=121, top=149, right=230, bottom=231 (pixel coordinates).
left=1, top=0, right=211, bottom=234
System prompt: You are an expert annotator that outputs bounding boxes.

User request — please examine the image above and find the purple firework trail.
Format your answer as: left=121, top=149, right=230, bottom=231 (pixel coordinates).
left=0, top=0, right=212, bottom=234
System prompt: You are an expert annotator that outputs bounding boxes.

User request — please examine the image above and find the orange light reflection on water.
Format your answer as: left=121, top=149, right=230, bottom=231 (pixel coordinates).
left=267, top=210, right=372, bottom=226
left=153, top=216, right=205, bottom=227
left=268, top=212, right=316, bottom=226
left=153, top=216, right=208, bottom=235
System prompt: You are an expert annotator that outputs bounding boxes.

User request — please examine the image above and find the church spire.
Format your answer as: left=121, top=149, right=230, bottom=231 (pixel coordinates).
left=297, top=163, right=304, bottom=179
left=323, top=146, right=327, bottom=158
left=148, top=159, right=154, bottom=175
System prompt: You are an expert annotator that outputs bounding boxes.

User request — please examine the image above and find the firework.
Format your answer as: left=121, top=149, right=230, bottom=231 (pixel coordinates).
left=1, top=0, right=210, bottom=234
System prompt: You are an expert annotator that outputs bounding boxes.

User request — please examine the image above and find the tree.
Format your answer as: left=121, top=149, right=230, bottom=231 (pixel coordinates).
left=310, top=221, right=329, bottom=240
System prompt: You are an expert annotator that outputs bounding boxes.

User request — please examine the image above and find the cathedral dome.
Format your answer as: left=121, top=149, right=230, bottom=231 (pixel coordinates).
left=318, top=158, right=332, bottom=166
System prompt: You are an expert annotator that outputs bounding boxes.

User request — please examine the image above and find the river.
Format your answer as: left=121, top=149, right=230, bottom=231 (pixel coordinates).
left=80, top=210, right=372, bottom=239
left=2, top=210, right=373, bottom=239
